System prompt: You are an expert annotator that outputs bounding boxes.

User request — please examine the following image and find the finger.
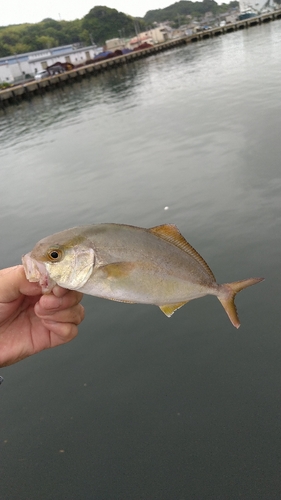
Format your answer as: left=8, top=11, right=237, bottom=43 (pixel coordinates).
left=36, top=290, right=83, bottom=313
left=52, top=286, right=70, bottom=298
left=0, top=265, right=42, bottom=302
left=43, top=321, right=79, bottom=345
left=36, top=304, right=85, bottom=325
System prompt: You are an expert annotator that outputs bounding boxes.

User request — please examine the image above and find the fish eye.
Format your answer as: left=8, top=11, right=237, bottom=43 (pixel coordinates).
left=47, top=248, right=62, bottom=261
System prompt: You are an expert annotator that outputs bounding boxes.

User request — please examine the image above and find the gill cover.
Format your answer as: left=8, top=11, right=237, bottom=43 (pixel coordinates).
left=44, top=245, right=95, bottom=290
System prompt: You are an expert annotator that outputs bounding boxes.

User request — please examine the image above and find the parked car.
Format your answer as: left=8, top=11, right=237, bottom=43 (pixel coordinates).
left=35, top=70, right=49, bottom=81
left=47, top=62, right=74, bottom=74
left=47, top=64, right=65, bottom=75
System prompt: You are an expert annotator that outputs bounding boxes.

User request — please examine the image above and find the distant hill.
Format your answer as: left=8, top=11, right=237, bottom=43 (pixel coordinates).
left=81, top=6, right=144, bottom=46
left=0, top=6, right=145, bottom=58
left=144, top=0, right=239, bottom=24
left=0, top=2, right=238, bottom=58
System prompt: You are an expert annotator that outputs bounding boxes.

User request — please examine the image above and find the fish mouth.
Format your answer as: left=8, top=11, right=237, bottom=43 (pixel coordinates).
left=22, top=253, right=55, bottom=293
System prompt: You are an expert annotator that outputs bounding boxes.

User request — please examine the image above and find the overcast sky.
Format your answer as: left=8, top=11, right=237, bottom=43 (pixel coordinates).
left=1, top=1, right=225, bottom=27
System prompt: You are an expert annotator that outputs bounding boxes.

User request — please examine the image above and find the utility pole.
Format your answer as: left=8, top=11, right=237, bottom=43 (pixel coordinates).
left=134, top=20, right=141, bottom=46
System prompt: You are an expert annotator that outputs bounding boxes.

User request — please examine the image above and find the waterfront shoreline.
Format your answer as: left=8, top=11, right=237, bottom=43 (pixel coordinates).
left=1, top=9, right=280, bottom=109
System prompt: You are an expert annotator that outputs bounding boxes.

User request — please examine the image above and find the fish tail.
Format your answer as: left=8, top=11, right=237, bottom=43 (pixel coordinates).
left=217, top=277, right=264, bottom=328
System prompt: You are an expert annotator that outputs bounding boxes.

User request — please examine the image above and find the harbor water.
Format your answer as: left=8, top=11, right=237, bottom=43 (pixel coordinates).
left=0, top=21, right=280, bottom=499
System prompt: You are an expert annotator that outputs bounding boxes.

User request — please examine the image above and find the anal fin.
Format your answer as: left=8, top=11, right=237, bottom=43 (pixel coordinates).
left=159, top=301, right=188, bottom=317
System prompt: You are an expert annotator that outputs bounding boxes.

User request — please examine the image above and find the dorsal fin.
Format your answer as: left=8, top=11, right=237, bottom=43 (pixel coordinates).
left=149, top=224, right=216, bottom=281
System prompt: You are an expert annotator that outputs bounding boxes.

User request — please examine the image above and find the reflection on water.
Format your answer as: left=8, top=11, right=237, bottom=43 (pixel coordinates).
left=0, top=21, right=280, bottom=500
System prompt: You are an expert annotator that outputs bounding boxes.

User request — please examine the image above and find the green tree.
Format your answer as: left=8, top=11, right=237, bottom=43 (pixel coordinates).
left=1, top=28, right=21, bottom=46
left=60, top=19, right=82, bottom=44
left=0, top=42, right=12, bottom=57
left=81, top=6, right=139, bottom=44
left=79, top=29, right=91, bottom=46
left=36, top=35, right=57, bottom=49
left=13, top=42, right=31, bottom=54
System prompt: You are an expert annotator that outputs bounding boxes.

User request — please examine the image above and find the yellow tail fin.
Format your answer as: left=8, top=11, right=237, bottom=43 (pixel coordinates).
left=218, top=278, right=264, bottom=328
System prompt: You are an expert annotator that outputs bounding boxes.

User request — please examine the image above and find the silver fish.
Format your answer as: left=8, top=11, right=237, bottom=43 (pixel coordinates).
left=22, top=223, right=264, bottom=328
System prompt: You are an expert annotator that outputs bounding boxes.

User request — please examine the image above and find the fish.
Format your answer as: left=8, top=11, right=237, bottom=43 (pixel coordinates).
left=22, top=223, right=264, bottom=328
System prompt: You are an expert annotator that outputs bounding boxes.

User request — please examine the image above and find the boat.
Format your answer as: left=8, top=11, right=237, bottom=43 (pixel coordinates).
left=238, top=0, right=275, bottom=20
left=238, top=10, right=257, bottom=20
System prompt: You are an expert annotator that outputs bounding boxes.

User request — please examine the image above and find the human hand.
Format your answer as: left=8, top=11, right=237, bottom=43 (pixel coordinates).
left=0, top=266, right=84, bottom=367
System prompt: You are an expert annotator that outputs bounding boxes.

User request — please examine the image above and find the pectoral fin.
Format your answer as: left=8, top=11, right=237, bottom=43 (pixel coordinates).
left=99, top=262, right=136, bottom=279
left=159, top=301, right=188, bottom=317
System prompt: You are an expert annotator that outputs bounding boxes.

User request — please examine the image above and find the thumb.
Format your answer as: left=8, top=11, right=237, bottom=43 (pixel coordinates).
left=0, top=266, right=42, bottom=302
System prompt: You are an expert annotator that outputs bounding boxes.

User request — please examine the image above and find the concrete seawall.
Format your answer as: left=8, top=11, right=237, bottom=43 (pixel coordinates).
left=1, top=9, right=280, bottom=109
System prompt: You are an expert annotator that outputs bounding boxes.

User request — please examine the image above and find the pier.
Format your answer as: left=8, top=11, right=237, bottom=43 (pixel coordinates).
left=1, top=9, right=281, bottom=109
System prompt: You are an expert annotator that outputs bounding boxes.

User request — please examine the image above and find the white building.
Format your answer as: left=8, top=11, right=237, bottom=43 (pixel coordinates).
left=105, top=27, right=171, bottom=52
left=128, top=26, right=170, bottom=49
left=0, top=44, right=103, bottom=84
left=105, top=38, right=125, bottom=51
left=239, top=0, right=275, bottom=13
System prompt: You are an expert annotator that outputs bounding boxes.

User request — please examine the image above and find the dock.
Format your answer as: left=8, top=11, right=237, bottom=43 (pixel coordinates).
left=1, top=9, right=281, bottom=109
